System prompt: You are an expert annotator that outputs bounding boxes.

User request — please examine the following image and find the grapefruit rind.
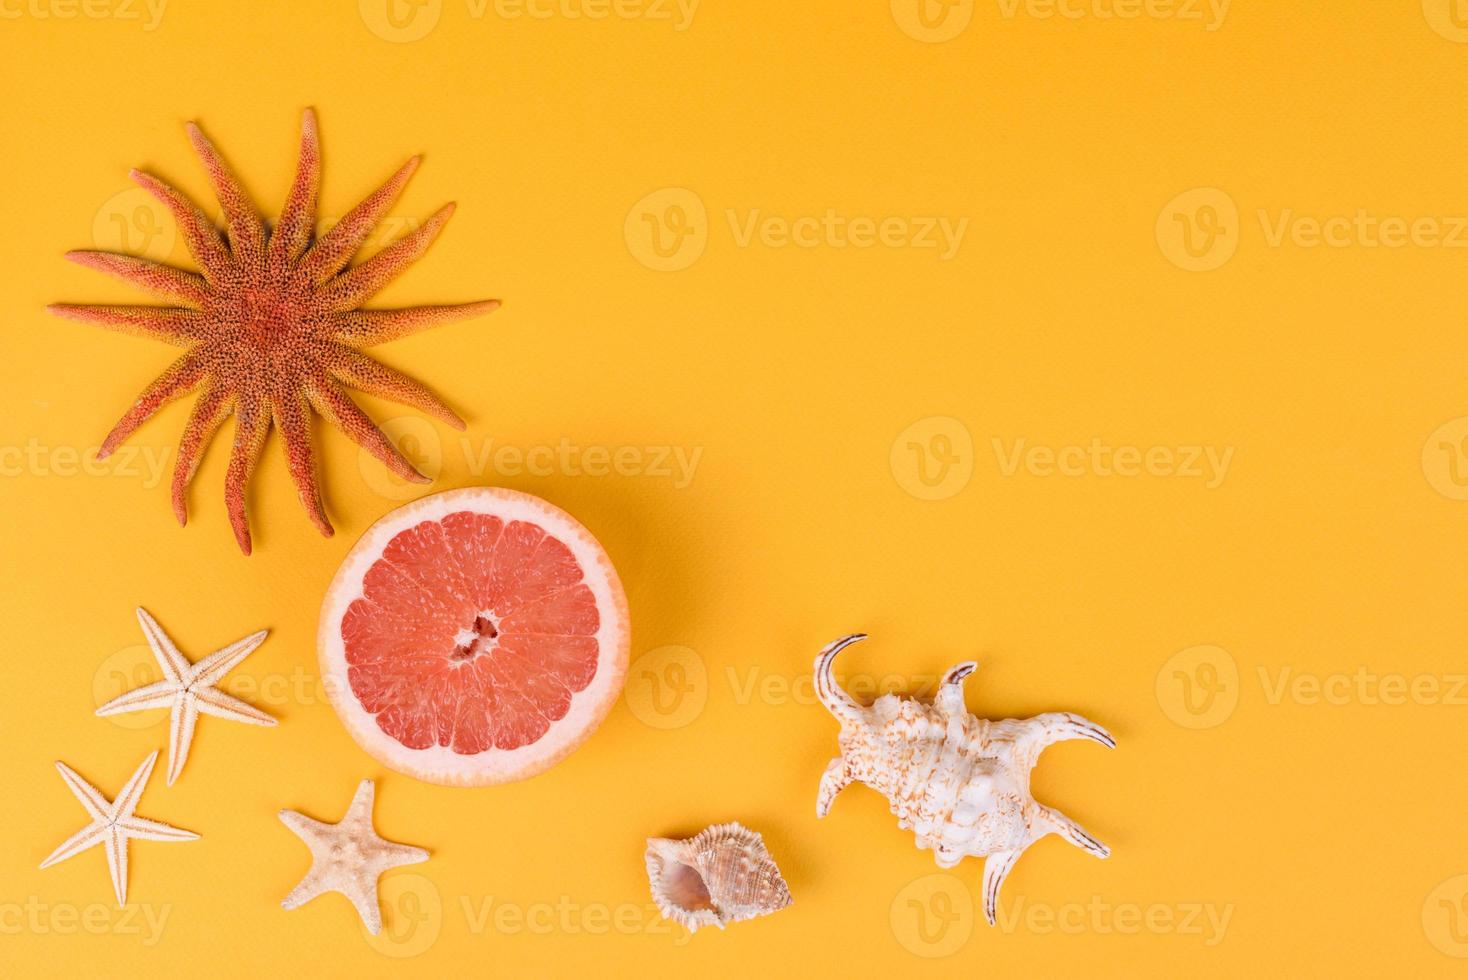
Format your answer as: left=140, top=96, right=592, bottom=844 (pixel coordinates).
left=319, top=487, right=630, bottom=787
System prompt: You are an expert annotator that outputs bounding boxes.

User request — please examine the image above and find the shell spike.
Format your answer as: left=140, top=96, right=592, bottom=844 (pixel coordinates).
left=814, top=634, right=868, bottom=725
left=1022, top=711, right=1117, bottom=756
left=936, top=660, right=977, bottom=716
left=1036, top=805, right=1110, bottom=859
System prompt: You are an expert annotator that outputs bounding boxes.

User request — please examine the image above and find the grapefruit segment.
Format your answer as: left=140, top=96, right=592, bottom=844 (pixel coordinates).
left=320, top=488, right=630, bottom=786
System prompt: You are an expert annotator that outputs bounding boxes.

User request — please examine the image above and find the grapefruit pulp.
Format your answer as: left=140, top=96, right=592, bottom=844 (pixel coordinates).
left=319, top=488, right=630, bottom=786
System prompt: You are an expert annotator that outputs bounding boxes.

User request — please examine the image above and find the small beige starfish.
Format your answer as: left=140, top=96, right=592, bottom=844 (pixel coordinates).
left=95, top=607, right=276, bottom=785
left=279, top=780, right=429, bottom=934
left=40, top=750, right=199, bottom=905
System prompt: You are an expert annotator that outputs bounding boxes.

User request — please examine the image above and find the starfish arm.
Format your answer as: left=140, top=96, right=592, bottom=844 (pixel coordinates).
left=117, top=816, right=199, bottom=842
left=105, top=827, right=129, bottom=906
left=111, top=751, right=160, bottom=820
left=189, top=629, right=269, bottom=687
left=63, top=250, right=209, bottom=305
left=318, top=203, right=456, bottom=311
left=267, top=108, right=321, bottom=270
left=136, top=607, right=193, bottom=684
left=53, top=762, right=110, bottom=819
left=272, top=390, right=333, bottom=537
left=224, top=399, right=270, bottom=555
left=95, top=679, right=180, bottom=716
left=332, top=301, right=500, bottom=348
left=98, top=351, right=207, bottom=458
left=165, top=699, right=199, bottom=786
left=373, top=842, right=431, bottom=870
left=278, top=808, right=334, bottom=844
left=39, top=821, right=108, bottom=869
left=130, top=170, right=233, bottom=281
left=298, top=156, right=419, bottom=284
left=327, top=347, right=465, bottom=430
left=192, top=685, right=276, bottom=726
left=305, top=378, right=429, bottom=484
left=171, top=384, right=233, bottom=527
left=345, top=780, right=376, bottom=825
left=343, top=876, right=385, bottom=935
left=280, top=864, right=334, bottom=911
left=185, top=121, right=267, bottom=264
left=46, top=304, right=202, bottom=346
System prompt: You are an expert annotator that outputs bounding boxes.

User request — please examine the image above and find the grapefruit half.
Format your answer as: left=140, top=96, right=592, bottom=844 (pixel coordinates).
left=319, top=488, right=630, bottom=786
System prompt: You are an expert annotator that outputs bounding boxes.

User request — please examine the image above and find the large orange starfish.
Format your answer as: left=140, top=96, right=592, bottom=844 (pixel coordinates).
left=51, top=109, right=497, bottom=554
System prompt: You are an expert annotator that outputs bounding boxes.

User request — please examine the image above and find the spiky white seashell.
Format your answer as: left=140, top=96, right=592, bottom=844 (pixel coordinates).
left=645, top=822, right=793, bottom=933
left=814, top=634, right=1115, bottom=926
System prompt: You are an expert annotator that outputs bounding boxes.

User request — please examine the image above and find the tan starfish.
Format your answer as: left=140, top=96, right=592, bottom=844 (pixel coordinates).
left=39, top=751, right=198, bottom=905
left=95, top=607, right=275, bottom=785
left=279, top=779, right=429, bottom=934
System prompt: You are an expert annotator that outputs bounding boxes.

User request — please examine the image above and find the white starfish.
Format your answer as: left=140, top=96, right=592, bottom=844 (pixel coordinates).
left=279, top=780, right=430, bottom=935
left=96, top=607, right=276, bottom=785
left=39, top=750, right=199, bottom=905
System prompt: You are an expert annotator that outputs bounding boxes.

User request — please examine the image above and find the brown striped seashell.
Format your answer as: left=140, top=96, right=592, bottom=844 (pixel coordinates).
left=814, top=634, right=1116, bottom=926
left=645, top=822, right=793, bottom=933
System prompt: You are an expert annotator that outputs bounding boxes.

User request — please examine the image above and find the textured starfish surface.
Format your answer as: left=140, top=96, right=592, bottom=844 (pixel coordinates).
left=95, top=607, right=275, bottom=786
left=279, top=780, right=429, bottom=935
left=40, top=751, right=199, bottom=905
left=51, top=109, right=498, bottom=553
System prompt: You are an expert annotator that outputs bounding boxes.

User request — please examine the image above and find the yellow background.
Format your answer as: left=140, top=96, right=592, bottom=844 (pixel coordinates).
left=3, top=0, right=1468, bottom=975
